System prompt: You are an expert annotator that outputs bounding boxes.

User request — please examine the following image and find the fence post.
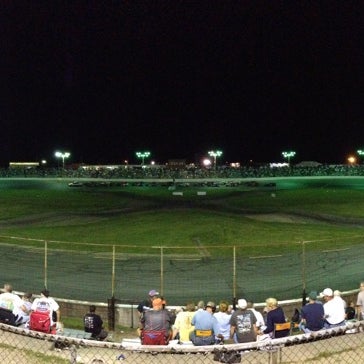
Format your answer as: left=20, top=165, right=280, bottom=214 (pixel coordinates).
left=108, top=296, right=115, bottom=331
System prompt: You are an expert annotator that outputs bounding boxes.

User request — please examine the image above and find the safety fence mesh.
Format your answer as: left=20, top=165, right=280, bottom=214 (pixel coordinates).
left=1, top=321, right=364, bottom=363
left=0, top=235, right=363, bottom=305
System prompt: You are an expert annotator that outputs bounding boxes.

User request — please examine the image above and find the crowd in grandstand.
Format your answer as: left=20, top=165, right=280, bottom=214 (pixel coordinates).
left=136, top=284, right=363, bottom=346
left=3, top=164, right=364, bottom=179
left=0, top=282, right=363, bottom=345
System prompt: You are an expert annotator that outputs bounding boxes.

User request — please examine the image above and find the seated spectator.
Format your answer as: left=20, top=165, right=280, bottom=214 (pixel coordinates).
left=84, top=305, right=108, bottom=340
left=137, top=289, right=159, bottom=314
left=13, top=292, right=33, bottom=325
left=214, top=300, right=232, bottom=343
left=345, top=301, right=356, bottom=321
left=261, top=297, right=288, bottom=338
left=0, top=283, right=23, bottom=325
left=247, top=301, right=266, bottom=331
left=172, top=301, right=195, bottom=342
left=140, top=296, right=173, bottom=345
left=0, top=283, right=23, bottom=312
left=230, top=299, right=257, bottom=343
left=190, top=301, right=219, bottom=346
left=334, top=290, right=347, bottom=309
left=30, top=289, right=61, bottom=332
left=299, top=291, right=324, bottom=333
left=321, top=288, right=346, bottom=328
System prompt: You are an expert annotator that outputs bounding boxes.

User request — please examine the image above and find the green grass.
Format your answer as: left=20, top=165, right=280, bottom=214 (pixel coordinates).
left=1, top=178, right=364, bottom=254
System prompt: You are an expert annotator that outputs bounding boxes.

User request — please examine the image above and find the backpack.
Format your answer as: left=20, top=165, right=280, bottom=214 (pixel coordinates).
left=0, top=307, right=17, bottom=326
left=29, top=311, right=52, bottom=333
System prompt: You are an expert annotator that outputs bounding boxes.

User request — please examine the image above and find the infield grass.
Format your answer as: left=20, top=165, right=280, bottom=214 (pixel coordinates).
left=1, top=177, right=364, bottom=256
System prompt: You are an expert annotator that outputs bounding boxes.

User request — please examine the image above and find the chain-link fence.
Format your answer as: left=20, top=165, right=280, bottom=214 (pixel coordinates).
left=1, top=321, right=364, bottom=363
left=0, top=235, right=363, bottom=305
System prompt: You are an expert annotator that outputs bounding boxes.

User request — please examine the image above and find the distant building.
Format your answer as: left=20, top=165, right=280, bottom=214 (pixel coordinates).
left=9, top=162, right=39, bottom=168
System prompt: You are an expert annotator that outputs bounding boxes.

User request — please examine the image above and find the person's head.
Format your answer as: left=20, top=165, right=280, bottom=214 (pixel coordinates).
left=23, top=292, right=32, bottom=301
left=321, top=288, right=333, bottom=302
left=334, top=290, right=342, bottom=297
left=152, top=296, right=163, bottom=310
left=41, top=289, right=50, bottom=298
left=205, top=301, right=216, bottom=313
left=265, top=297, right=278, bottom=311
left=360, top=282, right=364, bottom=291
left=308, top=291, right=318, bottom=302
left=246, top=301, right=255, bottom=309
left=185, top=301, right=196, bottom=312
left=237, top=299, right=248, bottom=311
left=197, top=300, right=205, bottom=310
left=218, top=300, right=229, bottom=313
left=4, top=283, right=12, bottom=293
left=89, top=305, right=96, bottom=313
left=148, top=289, right=159, bottom=301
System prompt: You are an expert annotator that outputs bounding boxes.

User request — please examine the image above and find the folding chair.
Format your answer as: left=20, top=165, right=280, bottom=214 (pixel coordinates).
left=273, top=321, right=291, bottom=338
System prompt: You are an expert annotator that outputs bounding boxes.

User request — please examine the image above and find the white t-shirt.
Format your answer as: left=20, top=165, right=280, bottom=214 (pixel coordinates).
left=31, top=296, right=59, bottom=325
left=0, top=292, right=23, bottom=313
left=324, top=296, right=345, bottom=325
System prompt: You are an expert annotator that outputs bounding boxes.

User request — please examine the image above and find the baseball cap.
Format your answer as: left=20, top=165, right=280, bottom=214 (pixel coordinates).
left=148, top=289, right=159, bottom=297
left=237, top=299, right=247, bottom=309
left=308, top=291, right=317, bottom=300
left=206, top=301, right=216, bottom=308
left=321, top=288, right=333, bottom=297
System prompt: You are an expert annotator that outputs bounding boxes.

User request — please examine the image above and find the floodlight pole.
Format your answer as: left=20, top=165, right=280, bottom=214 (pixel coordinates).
left=136, top=151, right=151, bottom=166
left=55, top=151, right=70, bottom=169
left=282, top=150, right=296, bottom=165
left=208, top=150, right=223, bottom=170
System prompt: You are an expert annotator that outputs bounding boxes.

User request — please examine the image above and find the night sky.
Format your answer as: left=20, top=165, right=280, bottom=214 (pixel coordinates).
left=1, top=2, right=363, bottom=167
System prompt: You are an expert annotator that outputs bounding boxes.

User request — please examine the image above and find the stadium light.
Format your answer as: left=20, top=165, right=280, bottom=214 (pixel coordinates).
left=136, top=151, right=151, bottom=165
left=357, top=149, right=364, bottom=160
left=347, top=155, right=356, bottom=165
left=282, top=150, right=296, bottom=165
left=55, top=151, right=70, bottom=169
left=208, top=150, right=223, bottom=169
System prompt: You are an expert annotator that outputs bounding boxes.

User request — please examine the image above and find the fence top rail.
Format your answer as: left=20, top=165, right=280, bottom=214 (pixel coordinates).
left=2, top=321, right=361, bottom=353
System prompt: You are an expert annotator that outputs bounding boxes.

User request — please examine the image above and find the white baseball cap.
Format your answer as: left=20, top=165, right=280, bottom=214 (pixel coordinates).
left=321, top=288, right=333, bottom=297
left=237, top=299, right=247, bottom=309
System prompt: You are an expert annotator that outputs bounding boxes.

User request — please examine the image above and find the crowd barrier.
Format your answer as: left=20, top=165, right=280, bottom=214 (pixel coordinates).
left=1, top=321, right=363, bottom=363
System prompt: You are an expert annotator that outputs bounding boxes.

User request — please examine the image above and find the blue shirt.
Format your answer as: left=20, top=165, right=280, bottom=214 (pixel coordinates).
left=192, top=309, right=219, bottom=334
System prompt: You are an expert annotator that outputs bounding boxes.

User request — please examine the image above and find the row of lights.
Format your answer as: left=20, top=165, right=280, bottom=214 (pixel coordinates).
left=52, top=148, right=364, bottom=169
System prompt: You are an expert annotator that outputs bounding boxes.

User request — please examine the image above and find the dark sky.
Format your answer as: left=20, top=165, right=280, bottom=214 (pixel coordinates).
left=1, top=1, right=363, bottom=167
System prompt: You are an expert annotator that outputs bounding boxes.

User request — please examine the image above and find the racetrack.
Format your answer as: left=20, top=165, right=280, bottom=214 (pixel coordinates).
left=1, top=176, right=364, bottom=305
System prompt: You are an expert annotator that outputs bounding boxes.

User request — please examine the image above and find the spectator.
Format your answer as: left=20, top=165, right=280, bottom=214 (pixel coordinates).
left=0, top=283, right=23, bottom=325
left=334, top=290, right=347, bottom=309
left=31, top=289, right=61, bottom=331
left=140, top=296, right=173, bottom=345
left=299, top=291, right=324, bottom=333
left=321, top=288, right=346, bottom=328
left=345, top=301, right=356, bottom=321
left=247, top=301, right=265, bottom=331
left=261, top=297, right=288, bottom=338
left=0, top=283, right=23, bottom=313
left=356, top=282, right=364, bottom=320
left=137, top=289, right=159, bottom=314
left=229, top=298, right=257, bottom=343
left=190, top=301, right=219, bottom=346
left=214, top=300, right=232, bottom=342
left=84, top=305, right=108, bottom=340
left=13, top=292, right=33, bottom=325
left=172, top=301, right=195, bottom=342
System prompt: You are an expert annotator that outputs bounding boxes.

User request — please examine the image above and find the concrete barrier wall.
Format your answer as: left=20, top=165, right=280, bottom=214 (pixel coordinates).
left=57, top=290, right=359, bottom=329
